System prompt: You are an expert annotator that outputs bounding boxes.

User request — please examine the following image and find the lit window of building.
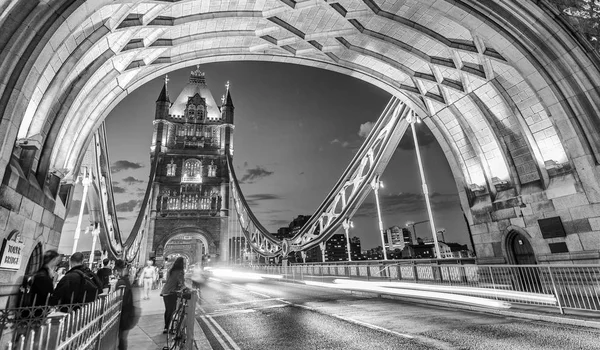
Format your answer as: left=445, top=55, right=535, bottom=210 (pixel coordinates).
left=208, top=160, right=217, bottom=177
left=182, top=159, right=202, bottom=183
left=166, top=159, right=177, bottom=176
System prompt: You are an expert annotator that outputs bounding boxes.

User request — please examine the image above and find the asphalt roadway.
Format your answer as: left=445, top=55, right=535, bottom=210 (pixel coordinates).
left=195, top=278, right=600, bottom=350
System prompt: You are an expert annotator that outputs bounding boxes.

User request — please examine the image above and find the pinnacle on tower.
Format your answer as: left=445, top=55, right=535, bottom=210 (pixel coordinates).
left=156, top=75, right=170, bottom=103
left=190, top=65, right=206, bottom=85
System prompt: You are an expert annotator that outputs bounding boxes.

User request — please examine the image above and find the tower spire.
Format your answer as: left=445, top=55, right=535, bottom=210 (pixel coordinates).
left=156, top=74, right=170, bottom=103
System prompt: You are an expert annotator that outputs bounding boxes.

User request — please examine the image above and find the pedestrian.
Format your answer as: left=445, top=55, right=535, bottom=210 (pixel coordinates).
left=28, top=249, right=61, bottom=307
left=114, top=260, right=138, bottom=350
left=54, top=267, right=66, bottom=288
left=51, top=252, right=103, bottom=307
left=140, top=260, right=156, bottom=300
left=160, top=257, right=185, bottom=334
left=96, top=258, right=112, bottom=293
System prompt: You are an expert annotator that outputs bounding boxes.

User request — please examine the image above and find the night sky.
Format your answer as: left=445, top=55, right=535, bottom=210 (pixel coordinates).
left=59, top=62, right=469, bottom=254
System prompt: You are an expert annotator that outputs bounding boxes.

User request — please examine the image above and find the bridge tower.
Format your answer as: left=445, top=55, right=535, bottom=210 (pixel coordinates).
left=145, top=66, right=233, bottom=264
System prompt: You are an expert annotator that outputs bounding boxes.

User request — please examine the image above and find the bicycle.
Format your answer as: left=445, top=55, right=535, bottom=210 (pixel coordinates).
left=166, top=289, right=193, bottom=350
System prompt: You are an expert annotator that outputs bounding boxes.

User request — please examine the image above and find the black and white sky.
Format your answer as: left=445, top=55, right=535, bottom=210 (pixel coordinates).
left=59, top=62, right=469, bottom=253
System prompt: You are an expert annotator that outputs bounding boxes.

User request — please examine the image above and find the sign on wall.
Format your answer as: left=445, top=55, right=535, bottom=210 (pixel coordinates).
left=0, top=238, right=25, bottom=270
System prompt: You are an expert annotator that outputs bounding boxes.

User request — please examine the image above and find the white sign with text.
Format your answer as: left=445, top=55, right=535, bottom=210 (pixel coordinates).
left=0, top=239, right=25, bottom=270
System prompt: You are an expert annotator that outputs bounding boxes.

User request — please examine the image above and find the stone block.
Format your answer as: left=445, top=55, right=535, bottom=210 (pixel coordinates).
left=497, top=219, right=511, bottom=232
left=21, top=219, right=37, bottom=240
left=552, top=193, right=590, bottom=210
left=492, top=242, right=503, bottom=257
left=509, top=217, right=525, bottom=227
left=0, top=206, right=10, bottom=232
left=577, top=231, right=600, bottom=251
left=569, top=203, right=600, bottom=220
left=472, top=211, right=492, bottom=224
left=565, top=234, right=583, bottom=252
left=477, top=243, right=494, bottom=257
left=542, top=209, right=572, bottom=222
left=41, top=209, right=55, bottom=229
left=491, top=207, right=517, bottom=221
left=0, top=186, right=22, bottom=212
left=522, top=191, right=547, bottom=204
left=471, top=223, right=488, bottom=234
left=590, top=217, right=600, bottom=231
left=19, top=197, right=35, bottom=219
left=545, top=174, right=577, bottom=199
left=7, top=212, right=25, bottom=234
left=530, top=200, right=555, bottom=214
left=572, top=218, right=592, bottom=233
left=520, top=205, right=533, bottom=216
left=32, top=204, right=43, bottom=223
left=523, top=214, right=540, bottom=228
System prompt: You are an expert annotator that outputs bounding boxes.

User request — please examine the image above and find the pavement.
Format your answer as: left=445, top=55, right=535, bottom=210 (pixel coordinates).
left=126, top=276, right=600, bottom=350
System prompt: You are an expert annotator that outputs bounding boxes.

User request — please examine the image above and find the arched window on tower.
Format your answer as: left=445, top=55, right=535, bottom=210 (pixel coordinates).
left=166, top=159, right=177, bottom=176
left=208, top=160, right=217, bottom=177
left=182, top=159, right=202, bottom=183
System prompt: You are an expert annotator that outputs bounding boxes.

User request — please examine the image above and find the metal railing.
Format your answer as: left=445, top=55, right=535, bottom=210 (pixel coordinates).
left=248, top=263, right=600, bottom=314
left=1, top=289, right=123, bottom=350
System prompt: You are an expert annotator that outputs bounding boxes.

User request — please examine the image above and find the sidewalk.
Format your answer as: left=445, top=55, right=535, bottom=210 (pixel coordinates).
left=126, top=287, right=169, bottom=350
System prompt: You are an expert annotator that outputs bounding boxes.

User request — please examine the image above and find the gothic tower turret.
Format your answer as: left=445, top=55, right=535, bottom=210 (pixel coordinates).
left=144, top=66, right=233, bottom=265
left=152, top=76, right=170, bottom=153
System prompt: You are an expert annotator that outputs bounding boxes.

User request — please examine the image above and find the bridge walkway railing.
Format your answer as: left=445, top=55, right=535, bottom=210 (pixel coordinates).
left=0, top=288, right=123, bottom=350
left=246, top=261, right=600, bottom=314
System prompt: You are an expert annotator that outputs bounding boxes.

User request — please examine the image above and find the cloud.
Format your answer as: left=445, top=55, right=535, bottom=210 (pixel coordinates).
left=122, top=176, right=143, bottom=184
left=239, top=166, right=274, bottom=184
left=397, top=125, right=437, bottom=151
left=115, top=200, right=142, bottom=212
left=112, top=186, right=126, bottom=193
left=358, top=122, right=375, bottom=138
left=330, top=139, right=352, bottom=148
left=245, top=193, right=282, bottom=206
left=111, top=160, right=143, bottom=173
left=355, top=192, right=459, bottom=218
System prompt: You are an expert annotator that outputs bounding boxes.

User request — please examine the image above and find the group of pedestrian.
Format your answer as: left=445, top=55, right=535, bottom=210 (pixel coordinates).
left=23, top=249, right=137, bottom=350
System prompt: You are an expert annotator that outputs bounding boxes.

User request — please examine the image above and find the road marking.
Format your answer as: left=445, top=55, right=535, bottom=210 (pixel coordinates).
left=212, top=297, right=282, bottom=306
left=205, top=314, right=242, bottom=350
left=209, top=304, right=289, bottom=317
left=198, top=315, right=231, bottom=350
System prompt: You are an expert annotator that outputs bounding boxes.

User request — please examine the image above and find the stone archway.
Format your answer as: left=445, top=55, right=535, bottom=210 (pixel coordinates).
left=503, top=226, right=537, bottom=265
left=161, top=232, right=210, bottom=266
left=1, top=0, right=600, bottom=268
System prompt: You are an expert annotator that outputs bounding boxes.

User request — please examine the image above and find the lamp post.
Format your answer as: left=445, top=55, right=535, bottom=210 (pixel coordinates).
left=342, top=218, right=353, bottom=261
left=88, top=224, right=100, bottom=269
left=73, top=168, right=92, bottom=254
left=371, top=175, right=388, bottom=260
left=406, top=110, right=441, bottom=259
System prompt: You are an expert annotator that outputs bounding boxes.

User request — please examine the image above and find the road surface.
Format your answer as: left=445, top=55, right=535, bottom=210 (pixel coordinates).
left=195, top=278, right=600, bottom=350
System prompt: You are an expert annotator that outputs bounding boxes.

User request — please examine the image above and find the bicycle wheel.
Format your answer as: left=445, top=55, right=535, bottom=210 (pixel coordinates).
left=167, top=303, right=187, bottom=349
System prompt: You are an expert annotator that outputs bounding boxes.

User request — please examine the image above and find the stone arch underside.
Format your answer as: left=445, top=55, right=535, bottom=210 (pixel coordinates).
left=1, top=0, right=600, bottom=264
left=154, top=227, right=214, bottom=257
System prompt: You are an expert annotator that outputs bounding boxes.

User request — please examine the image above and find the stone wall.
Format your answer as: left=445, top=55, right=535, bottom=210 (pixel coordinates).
left=0, top=158, right=66, bottom=307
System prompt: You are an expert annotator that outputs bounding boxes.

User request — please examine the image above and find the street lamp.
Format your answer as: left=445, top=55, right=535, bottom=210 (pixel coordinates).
left=406, top=110, right=441, bottom=259
left=88, top=224, right=100, bottom=269
left=370, top=175, right=388, bottom=260
left=73, top=168, right=92, bottom=254
left=342, top=218, right=354, bottom=261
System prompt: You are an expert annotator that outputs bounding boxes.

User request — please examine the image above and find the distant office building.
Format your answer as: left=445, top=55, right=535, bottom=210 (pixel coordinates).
left=384, top=226, right=412, bottom=250
left=325, top=234, right=348, bottom=261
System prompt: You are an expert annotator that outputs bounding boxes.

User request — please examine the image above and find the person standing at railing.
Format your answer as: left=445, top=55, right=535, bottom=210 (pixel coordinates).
left=160, top=257, right=185, bottom=334
left=114, top=259, right=139, bottom=350
left=51, top=252, right=103, bottom=307
left=140, top=260, right=157, bottom=300
left=27, top=250, right=61, bottom=307
left=97, top=258, right=113, bottom=293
